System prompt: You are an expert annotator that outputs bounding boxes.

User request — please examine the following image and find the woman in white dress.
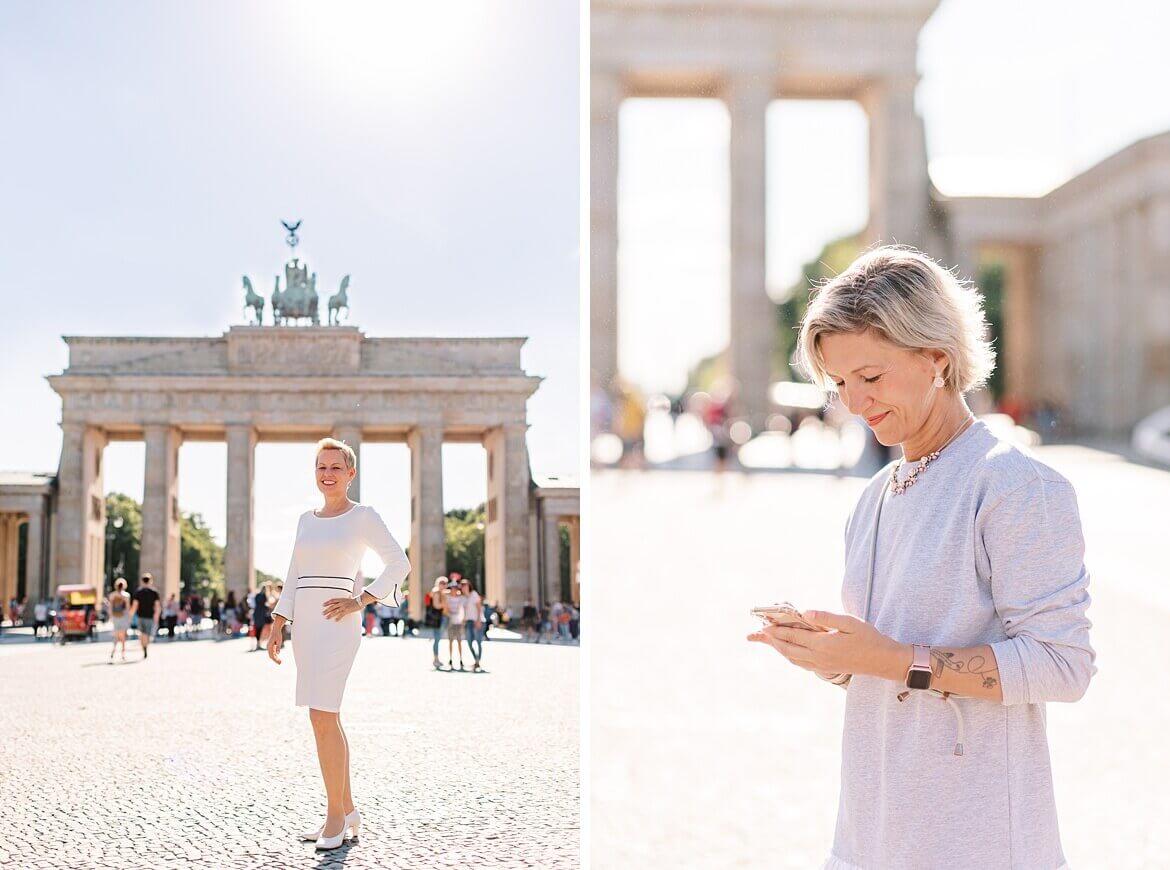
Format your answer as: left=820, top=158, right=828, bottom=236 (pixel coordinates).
left=267, top=437, right=411, bottom=851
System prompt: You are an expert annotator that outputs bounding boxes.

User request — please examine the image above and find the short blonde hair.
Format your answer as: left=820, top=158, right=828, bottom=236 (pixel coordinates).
left=315, top=437, right=357, bottom=470
left=795, top=245, right=996, bottom=394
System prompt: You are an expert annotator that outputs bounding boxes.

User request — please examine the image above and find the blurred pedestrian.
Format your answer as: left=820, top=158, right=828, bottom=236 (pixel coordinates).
left=461, top=579, right=483, bottom=671
left=107, top=578, right=131, bottom=661
left=444, top=579, right=467, bottom=670
left=252, top=584, right=271, bottom=651
left=161, top=593, right=179, bottom=639
left=426, top=576, right=447, bottom=670
left=129, top=573, right=160, bottom=659
left=33, top=598, right=50, bottom=640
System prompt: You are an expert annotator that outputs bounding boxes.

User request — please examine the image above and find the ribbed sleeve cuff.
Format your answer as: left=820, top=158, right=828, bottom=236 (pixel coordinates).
left=272, top=606, right=293, bottom=623
left=990, top=638, right=1027, bottom=706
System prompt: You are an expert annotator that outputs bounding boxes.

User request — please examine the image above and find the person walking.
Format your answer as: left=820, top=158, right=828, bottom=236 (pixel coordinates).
left=375, top=599, right=396, bottom=637
left=252, top=584, right=271, bottom=652
left=107, top=578, right=131, bottom=661
left=461, top=580, right=483, bottom=671
left=266, top=438, right=409, bottom=851
left=222, top=591, right=238, bottom=640
left=129, top=574, right=160, bottom=659
left=748, top=246, right=1096, bottom=870
left=161, top=593, right=179, bottom=640
left=33, top=599, right=50, bottom=640
left=426, top=576, right=448, bottom=670
left=444, top=579, right=467, bottom=670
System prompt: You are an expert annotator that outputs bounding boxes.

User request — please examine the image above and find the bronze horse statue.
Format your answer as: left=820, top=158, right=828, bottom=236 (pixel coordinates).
left=242, top=276, right=264, bottom=325
left=328, top=275, right=351, bottom=325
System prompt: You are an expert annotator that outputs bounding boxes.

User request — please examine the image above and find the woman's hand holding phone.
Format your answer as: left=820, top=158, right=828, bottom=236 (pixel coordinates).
left=746, top=605, right=905, bottom=682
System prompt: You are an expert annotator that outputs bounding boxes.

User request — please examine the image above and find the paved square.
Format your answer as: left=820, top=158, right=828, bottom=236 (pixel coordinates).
left=592, top=445, right=1170, bottom=869
left=0, top=630, right=579, bottom=869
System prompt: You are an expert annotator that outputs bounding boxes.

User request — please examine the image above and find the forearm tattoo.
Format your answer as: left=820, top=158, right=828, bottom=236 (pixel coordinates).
left=931, top=649, right=999, bottom=690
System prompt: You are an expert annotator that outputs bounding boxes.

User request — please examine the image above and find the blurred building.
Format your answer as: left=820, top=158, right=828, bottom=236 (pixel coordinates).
left=592, top=0, right=1170, bottom=436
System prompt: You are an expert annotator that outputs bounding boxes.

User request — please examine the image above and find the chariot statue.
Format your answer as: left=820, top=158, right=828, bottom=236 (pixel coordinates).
left=237, top=222, right=354, bottom=327
left=271, top=258, right=319, bottom=325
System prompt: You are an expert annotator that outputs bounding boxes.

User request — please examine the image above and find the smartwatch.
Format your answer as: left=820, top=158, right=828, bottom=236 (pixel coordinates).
left=905, top=644, right=932, bottom=690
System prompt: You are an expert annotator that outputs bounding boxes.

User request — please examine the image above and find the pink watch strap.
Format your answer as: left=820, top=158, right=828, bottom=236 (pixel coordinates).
left=912, top=644, right=931, bottom=670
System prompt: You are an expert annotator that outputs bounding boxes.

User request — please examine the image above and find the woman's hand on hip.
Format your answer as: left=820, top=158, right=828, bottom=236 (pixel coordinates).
left=266, top=627, right=284, bottom=665
left=746, top=610, right=903, bottom=679
left=323, top=596, right=362, bottom=622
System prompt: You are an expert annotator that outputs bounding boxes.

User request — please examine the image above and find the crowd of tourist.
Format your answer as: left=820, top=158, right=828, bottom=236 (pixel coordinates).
left=4, top=577, right=582, bottom=661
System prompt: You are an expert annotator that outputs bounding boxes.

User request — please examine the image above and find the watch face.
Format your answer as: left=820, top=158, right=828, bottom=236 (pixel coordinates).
left=907, top=668, right=932, bottom=691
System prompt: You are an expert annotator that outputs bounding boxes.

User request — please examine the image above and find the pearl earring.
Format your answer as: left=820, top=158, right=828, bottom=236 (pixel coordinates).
left=933, top=373, right=945, bottom=389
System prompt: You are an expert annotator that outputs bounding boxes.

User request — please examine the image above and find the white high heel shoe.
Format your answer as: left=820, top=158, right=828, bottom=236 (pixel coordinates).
left=301, top=808, right=361, bottom=844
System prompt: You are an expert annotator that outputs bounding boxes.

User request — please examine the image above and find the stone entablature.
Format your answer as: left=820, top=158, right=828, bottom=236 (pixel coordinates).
left=60, top=328, right=531, bottom=377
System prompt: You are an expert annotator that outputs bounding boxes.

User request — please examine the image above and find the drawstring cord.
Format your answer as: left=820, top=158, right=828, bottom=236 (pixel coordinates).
left=897, top=689, right=966, bottom=757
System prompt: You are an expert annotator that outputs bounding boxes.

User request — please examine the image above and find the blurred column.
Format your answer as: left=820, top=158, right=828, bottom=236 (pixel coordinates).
left=141, top=425, right=182, bottom=601
left=54, top=423, right=107, bottom=589
left=224, top=425, right=257, bottom=594
left=727, top=72, right=775, bottom=431
left=542, top=514, right=562, bottom=607
left=332, top=425, right=363, bottom=503
left=1000, top=245, right=1039, bottom=407
left=408, top=427, right=445, bottom=621
left=484, top=424, right=532, bottom=611
left=0, top=516, right=12, bottom=609
left=568, top=516, right=580, bottom=606
left=863, top=73, right=932, bottom=249
left=25, top=511, right=44, bottom=603
left=591, top=70, right=623, bottom=389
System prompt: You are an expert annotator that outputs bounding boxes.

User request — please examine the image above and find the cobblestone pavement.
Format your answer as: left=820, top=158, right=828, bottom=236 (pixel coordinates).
left=592, top=445, right=1170, bottom=869
left=0, top=630, right=579, bottom=869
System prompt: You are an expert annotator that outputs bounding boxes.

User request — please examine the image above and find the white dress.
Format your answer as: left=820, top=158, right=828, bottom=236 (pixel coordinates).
left=271, top=504, right=410, bottom=712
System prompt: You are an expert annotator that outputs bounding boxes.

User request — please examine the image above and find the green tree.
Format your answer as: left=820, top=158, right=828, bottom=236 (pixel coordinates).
left=978, top=261, right=1006, bottom=401
left=776, top=232, right=864, bottom=381
left=181, top=512, right=224, bottom=600
left=444, top=504, right=486, bottom=590
left=104, top=493, right=142, bottom=591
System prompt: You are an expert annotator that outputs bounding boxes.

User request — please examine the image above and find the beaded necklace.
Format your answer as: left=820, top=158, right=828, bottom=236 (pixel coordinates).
left=888, top=414, right=976, bottom=496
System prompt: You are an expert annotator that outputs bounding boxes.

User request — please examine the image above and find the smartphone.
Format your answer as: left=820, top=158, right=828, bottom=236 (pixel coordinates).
left=749, top=602, right=827, bottom=632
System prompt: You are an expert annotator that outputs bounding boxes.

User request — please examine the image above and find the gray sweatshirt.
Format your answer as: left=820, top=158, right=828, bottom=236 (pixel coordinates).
left=825, top=421, right=1095, bottom=870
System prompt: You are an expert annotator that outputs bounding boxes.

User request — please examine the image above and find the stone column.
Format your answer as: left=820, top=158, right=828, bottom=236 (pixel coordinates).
left=568, top=516, right=580, bottom=606
left=863, top=74, right=932, bottom=250
left=727, top=73, right=776, bottom=431
left=484, top=424, right=532, bottom=610
left=141, top=425, right=182, bottom=601
left=999, top=245, right=1039, bottom=408
left=332, top=425, right=363, bottom=503
left=25, top=510, right=44, bottom=603
left=0, top=516, right=12, bottom=610
left=54, top=423, right=107, bottom=589
left=591, top=70, right=622, bottom=389
left=224, top=425, right=256, bottom=595
left=408, top=427, right=444, bottom=621
left=542, top=514, right=562, bottom=606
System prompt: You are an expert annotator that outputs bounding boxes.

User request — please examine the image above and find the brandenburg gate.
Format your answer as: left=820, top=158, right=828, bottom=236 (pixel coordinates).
left=44, top=235, right=544, bottom=618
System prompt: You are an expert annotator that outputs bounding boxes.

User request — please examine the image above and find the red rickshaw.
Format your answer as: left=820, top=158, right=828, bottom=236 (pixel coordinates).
left=55, top=585, right=99, bottom=643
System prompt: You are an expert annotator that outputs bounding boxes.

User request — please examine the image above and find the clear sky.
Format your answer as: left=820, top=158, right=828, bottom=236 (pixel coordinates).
left=0, top=0, right=579, bottom=579
left=618, top=0, right=1170, bottom=395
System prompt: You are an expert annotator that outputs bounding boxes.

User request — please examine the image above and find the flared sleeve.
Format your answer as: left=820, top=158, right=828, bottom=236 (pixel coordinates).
left=271, top=513, right=305, bottom=622
left=357, top=507, right=411, bottom=603
left=980, top=475, right=1097, bottom=705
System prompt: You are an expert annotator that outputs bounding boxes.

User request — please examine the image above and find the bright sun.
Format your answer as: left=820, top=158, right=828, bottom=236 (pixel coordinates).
left=280, top=1, right=487, bottom=103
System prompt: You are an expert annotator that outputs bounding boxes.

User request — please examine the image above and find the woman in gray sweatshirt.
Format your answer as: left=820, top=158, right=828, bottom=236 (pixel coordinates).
left=749, top=246, right=1095, bottom=870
